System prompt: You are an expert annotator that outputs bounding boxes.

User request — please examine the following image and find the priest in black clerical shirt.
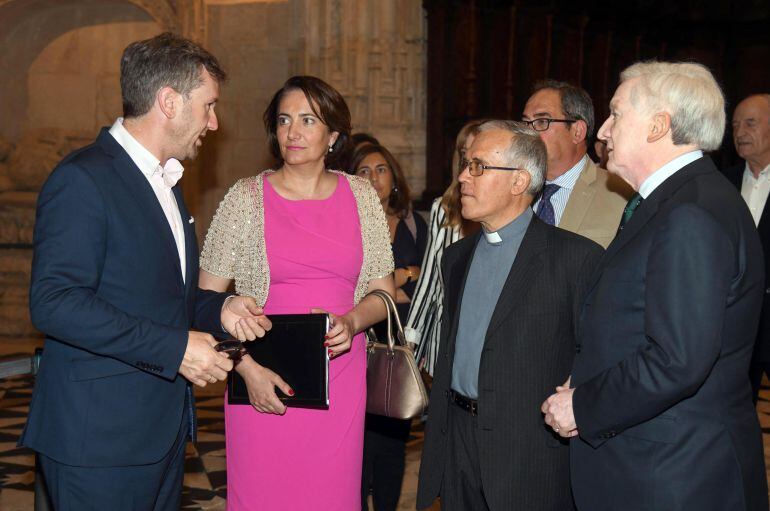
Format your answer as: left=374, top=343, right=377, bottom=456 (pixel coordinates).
left=416, top=119, right=603, bottom=511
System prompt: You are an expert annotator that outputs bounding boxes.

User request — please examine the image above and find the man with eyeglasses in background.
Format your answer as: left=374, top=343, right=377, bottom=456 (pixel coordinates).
left=416, top=120, right=603, bottom=511
left=522, top=80, right=632, bottom=248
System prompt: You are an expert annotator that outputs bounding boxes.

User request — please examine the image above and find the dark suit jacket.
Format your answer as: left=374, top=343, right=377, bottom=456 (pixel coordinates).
left=571, top=156, right=768, bottom=511
left=416, top=215, right=603, bottom=511
left=20, top=128, right=227, bottom=467
left=723, top=162, right=770, bottom=363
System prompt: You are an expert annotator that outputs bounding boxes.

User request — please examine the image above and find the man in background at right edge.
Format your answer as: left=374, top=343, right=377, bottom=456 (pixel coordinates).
left=542, top=61, right=769, bottom=510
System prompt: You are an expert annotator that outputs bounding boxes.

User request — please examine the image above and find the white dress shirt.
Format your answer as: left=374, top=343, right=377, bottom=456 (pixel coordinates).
left=740, top=162, right=770, bottom=226
left=109, top=118, right=187, bottom=282
left=638, top=150, right=704, bottom=199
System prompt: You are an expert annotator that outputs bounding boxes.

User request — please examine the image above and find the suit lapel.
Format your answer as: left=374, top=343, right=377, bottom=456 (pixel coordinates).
left=558, top=159, right=596, bottom=233
left=486, top=218, right=547, bottom=340
left=174, top=186, right=196, bottom=299
left=586, top=157, right=714, bottom=294
left=445, top=233, right=480, bottom=359
left=96, top=129, right=184, bottom=285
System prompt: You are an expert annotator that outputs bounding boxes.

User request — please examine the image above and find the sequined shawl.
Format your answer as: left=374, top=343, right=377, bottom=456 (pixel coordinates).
left=200, top=170, right=394, bottom=306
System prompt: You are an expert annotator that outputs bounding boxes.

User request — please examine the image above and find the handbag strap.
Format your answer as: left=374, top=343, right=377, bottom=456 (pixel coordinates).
left=366, top=290, right=406, bottom=350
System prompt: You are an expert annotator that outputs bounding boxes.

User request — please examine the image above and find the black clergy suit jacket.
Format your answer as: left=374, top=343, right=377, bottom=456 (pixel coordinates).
left=571, top=156, right=769, bottom=511
left=416, top=215, right=603, bottom=511
left=723, top=163, right=770, bottom=365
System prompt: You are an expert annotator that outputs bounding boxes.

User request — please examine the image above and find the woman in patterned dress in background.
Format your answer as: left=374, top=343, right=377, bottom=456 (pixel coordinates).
left=199, top=76, right=395, bottom=510
left=406, top=120, right=483, bottom=376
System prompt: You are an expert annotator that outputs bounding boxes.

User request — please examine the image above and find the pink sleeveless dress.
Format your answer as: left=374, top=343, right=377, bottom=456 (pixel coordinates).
left=225, top=174, right=366, bottom=510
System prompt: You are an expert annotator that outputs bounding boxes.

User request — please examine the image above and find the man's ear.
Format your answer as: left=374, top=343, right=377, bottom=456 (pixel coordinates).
left=511, top=169, right=532, bottom=196
left=157, top=86, right=180, bottom=119
left=647, top=112, right=671, bottom=143
left=571, top=120, right=588, bottom=145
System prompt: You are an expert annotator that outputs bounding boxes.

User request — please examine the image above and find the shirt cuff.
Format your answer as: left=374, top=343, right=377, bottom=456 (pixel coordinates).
left=405, top=327, right=420, bottom=344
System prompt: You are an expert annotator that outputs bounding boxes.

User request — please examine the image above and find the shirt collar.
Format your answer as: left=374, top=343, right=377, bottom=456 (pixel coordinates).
left=108, top=117, right=184, bottom=183
left=482, top=207, right=533, bottom=246
left=547, top=154, right=588, bottom=190
left=638, top=150, right=703, bottom=199
left=743, top=161, right=770, bottom=180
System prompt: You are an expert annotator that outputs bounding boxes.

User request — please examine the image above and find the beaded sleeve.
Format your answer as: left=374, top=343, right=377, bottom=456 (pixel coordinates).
left=200, top=171, right=393, bottom=307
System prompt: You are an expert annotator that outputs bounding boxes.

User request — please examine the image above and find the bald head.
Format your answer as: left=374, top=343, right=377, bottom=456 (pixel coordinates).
left=732, top=94, right=770, bottom=175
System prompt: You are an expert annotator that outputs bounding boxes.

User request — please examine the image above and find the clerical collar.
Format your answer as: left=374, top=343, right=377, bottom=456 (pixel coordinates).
left=481, top=208, right=533, bottom=246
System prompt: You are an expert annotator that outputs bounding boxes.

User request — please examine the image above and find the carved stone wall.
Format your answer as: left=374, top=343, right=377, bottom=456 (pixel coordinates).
left=0, top=0, right=427, bottom=341
left=290, top=0, right=427, bottom=192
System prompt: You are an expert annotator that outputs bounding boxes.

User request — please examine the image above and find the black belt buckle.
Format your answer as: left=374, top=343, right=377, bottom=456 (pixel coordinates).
left=450, top=390, right=478, bottom=416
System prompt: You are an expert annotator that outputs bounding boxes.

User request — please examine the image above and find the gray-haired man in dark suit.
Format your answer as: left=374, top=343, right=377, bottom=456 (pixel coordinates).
left=417, top=120, right=603, bottom=511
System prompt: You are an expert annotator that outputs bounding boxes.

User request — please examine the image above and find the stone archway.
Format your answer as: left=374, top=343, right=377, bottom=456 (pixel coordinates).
left=0, top=0, right=182, bottom=338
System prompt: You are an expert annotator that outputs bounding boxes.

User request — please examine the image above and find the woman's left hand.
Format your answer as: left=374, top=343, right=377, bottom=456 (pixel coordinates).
left=312, top=308, right=355, bottom=358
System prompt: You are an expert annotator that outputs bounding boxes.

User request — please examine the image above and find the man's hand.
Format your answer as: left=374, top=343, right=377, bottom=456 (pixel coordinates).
left=179, top=331, right=234, bottom=387
left=221, top=296, right=272, bottom=341
left=541, top=382, right=578, bottom=438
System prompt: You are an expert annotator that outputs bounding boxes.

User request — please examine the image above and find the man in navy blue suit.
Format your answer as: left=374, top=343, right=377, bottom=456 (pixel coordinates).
left=21, top=33, right=270, bottom=510
left=542, top=62, right=768, bottom=510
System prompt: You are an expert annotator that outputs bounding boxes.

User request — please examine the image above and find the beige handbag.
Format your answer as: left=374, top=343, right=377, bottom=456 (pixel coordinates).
left=365, top=289, right=429, bottom=420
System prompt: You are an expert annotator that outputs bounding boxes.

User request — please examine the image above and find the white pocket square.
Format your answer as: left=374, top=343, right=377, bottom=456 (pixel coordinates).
left=188, top=216, right=195, bottom=224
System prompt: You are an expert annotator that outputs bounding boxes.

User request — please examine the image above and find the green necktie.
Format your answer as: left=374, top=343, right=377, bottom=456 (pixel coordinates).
left=618, top=193, right=643, bottom=232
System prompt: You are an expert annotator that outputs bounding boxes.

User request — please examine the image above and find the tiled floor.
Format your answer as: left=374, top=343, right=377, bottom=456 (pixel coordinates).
left=0, top=346, right=428, bottom=510
left=1, top=348, right=769, bottom=510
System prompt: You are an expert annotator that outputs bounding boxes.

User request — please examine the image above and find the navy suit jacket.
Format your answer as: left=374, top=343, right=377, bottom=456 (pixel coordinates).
left=571, top=157, right=768, bottom=510
left=20, top=128, right=227, bottom=467
left=723, top=162, right=770, bottom=362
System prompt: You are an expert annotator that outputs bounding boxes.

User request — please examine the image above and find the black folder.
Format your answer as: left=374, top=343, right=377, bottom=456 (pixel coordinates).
left=227, top=313, right=330, bottom=409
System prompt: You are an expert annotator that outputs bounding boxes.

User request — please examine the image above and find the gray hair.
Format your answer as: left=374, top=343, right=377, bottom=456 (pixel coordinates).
left=620, top=61, right=725, bottom=151
left=533, top=79, right=595, bottom=140
left=477, top=120, right=547, bottom=195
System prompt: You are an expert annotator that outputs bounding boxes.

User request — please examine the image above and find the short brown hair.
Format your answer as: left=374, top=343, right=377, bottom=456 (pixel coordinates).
left=346, top=144, right=412, bottom=217
left=263, top=76, right=352, bottom=169
left=121, top=32, right=226, bottom=118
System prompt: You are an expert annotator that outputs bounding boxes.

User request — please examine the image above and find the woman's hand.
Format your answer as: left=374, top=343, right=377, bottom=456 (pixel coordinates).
left=312, top=308, right=355, bottom=358
left=238, top=357, right=293, bottom=415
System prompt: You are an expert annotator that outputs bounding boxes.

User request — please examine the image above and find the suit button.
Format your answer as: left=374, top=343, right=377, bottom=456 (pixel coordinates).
left=575, top=344, right=582, bottom=353
left=441, top=428, right=447, bottom=435
left=765, top=287, right=770, bottom=295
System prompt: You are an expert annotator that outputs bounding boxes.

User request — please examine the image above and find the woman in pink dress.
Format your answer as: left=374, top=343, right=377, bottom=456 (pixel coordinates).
left=199, top=76, right=394, bottom=510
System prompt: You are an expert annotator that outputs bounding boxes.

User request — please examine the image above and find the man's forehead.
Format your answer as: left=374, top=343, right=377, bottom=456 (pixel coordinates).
left=735, top=97, right=770, bottom=119
left=525, top=89, right=562, bottom=115
left=470, top=130, right=511, bottom=157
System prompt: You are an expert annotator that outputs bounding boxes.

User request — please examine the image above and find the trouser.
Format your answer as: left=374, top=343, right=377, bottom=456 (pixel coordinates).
left=749, top=360, right=770, bottom=404
left=38, top=409, right=189, bottom=511
left=361, top=413, right=411, bottom=511
left=439, top=395, right=490, bottom=511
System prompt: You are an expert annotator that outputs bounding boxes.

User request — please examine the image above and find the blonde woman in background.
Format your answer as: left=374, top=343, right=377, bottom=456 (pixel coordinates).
left=406, top=120, right=483, bottom=376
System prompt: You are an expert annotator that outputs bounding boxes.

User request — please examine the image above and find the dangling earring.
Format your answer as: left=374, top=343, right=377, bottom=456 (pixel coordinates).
left=328, top=144, right=334, bottom=153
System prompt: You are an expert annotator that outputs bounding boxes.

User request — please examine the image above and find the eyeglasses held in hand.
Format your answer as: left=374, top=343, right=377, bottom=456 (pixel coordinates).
left=215, top=340, right=247, bottom=361
left=460, top=159, right=524, bottom=177
left=522, top=118, right=578, bottom=132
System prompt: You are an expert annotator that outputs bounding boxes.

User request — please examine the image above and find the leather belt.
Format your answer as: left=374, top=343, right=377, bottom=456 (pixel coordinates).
left=449, top=390, right=478, bottom=416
